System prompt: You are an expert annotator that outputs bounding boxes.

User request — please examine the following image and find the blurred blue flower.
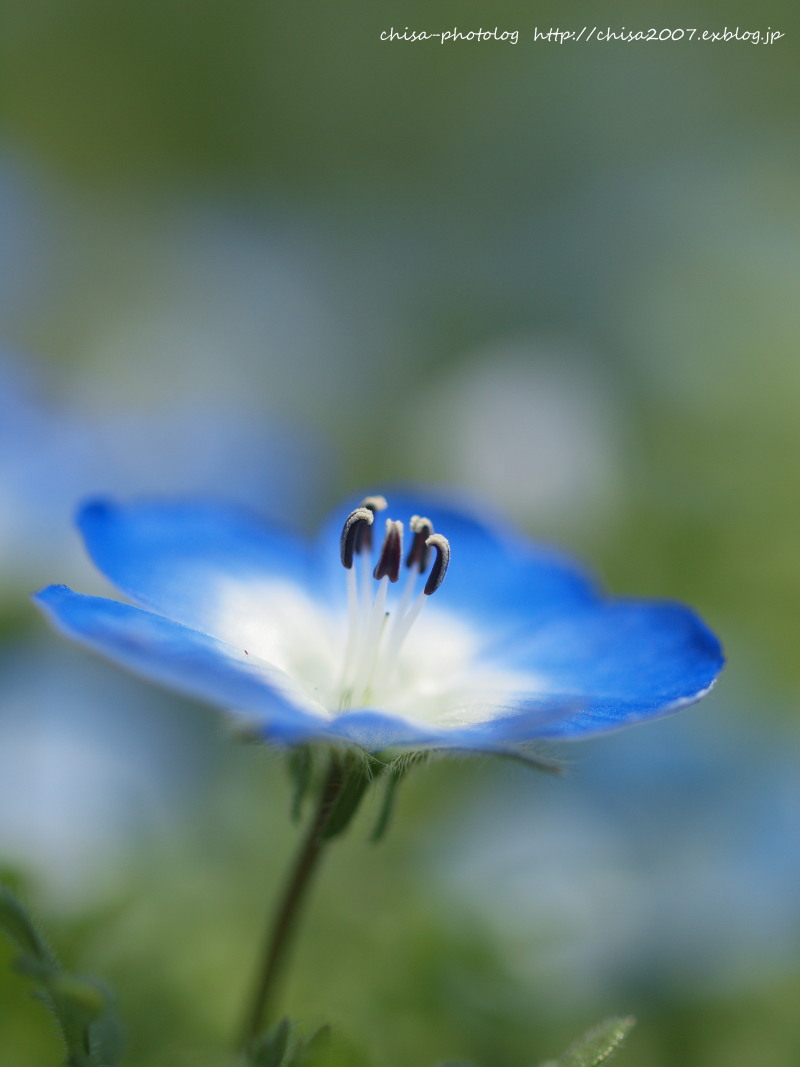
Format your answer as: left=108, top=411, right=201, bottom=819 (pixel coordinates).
left=0, top=640, right=213, bottom=900
left=0, top=351, right=334, bottom=595
left=35, top=492, right=723, bottom=756
left=431, top=699, right=800, bottom=1005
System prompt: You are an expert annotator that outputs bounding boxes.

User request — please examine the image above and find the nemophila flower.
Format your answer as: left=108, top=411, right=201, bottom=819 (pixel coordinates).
left=34, top=492, right=723, bottom=758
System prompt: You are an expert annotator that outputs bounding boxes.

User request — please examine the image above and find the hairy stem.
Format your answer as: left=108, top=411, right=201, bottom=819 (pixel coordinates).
left=238, top=756, right=350, bottom=1051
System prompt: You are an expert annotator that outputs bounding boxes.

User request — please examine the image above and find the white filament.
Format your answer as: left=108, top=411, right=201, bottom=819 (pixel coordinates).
left=338, top=556, right=429, bottom=709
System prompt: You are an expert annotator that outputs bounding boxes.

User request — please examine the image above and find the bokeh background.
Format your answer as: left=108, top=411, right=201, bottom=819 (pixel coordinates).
left=1, top=1, right=799, bottom=1064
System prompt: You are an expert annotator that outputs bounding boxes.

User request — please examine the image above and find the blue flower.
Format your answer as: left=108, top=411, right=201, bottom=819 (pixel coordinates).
left=34, top=492, right=723, bottom=757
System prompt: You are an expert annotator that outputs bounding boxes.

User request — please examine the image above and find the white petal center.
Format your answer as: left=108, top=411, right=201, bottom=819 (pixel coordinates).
left=208, top=576, right=543, bottom=729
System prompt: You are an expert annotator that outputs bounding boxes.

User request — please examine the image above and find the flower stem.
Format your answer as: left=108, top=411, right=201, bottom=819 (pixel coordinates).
left=238, top=755, right=352, bottom=1052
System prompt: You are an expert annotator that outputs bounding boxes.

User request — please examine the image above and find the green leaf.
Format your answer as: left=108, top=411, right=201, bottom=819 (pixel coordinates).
left=539, top=1016, right=635, bottom=1067
left=0, top=886, right=57, bottom=966
left=0, top=886, right=124, bottom=1067
left=53, top=974, right=107, bottom=1019
left=51, top=974, right=106, bottom=1061
left=89, top=988, right=126, bottom=1067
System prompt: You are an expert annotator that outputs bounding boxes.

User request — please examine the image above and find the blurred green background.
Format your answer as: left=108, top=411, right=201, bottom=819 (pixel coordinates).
left=1, top=0, right=799, bottom=1064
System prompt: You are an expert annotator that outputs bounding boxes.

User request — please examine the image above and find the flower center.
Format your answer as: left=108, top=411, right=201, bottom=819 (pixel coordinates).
left=337, top=495, right=450, bottom=710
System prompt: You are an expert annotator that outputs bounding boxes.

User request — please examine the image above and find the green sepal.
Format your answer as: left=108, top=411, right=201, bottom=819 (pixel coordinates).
left=287, top=747, right=315, bottom=823
left=368, top=751, right=427, bottom=843
left=320, top=755, right=386, bottom=841
left=447, top=746, right=564, bottom=774
left=539, top=1016, right=636, bottom=1067
left=368, top=766, right=404, bottom=843
left=320, top=768, right=373, bottom=840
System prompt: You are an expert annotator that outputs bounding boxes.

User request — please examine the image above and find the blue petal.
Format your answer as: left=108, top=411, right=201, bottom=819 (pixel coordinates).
left=33, top=585, right=330, bottom=743
left=323, top=703, right=578, bottom=753
left=315, top=489, right=599, bottom=637
left=333, top=598, right=722, bottom=750
left=493, top=599, right=725, bottom=738
left=324, top=710, right=446, bottom=750
left=33, top=587, right=538, bottom=755
left=78, top=498, right=313, bottom=634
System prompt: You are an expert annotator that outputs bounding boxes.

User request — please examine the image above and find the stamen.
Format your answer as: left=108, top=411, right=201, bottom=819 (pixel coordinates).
left=391, top=516, right=432, bottom=635
left=361, top=494, right=388, bottom=513
left=352, top=575, right=390, bottom=698
left=423, top=534, right=450, bottom=595
left=369, top=532, right=451, bottom=700
left=338, top=501, right=383, bottom=705
left=340, top=507, right=374, bottom=569
left=355, top=495, right=388, bottom=555
left=405, top=515, right=433, bottom=571
left=335, top=499, right=451, bottom=708
left=373, top=520, right=403, bottom=583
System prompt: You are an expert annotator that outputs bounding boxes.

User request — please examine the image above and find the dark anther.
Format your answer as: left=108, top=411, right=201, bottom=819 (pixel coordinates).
left=340, top=507, right=374, bottom=569
left=355, top=495, right=387, bottom=554
left=360, top=495, right=388, bottom=514
left=405, top=515, right=433, bottom=572
left=423, top=533, right=450, bottom=595
left=373, top=519, right=403, bottom=583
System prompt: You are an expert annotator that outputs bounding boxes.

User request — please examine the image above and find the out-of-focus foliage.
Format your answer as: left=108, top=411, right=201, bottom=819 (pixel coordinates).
left=0, top=887, right=123, bottom=1067
left=538, top=1016, right=635, bottom=1067
left=0, top=0, right=798, bottom=1064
